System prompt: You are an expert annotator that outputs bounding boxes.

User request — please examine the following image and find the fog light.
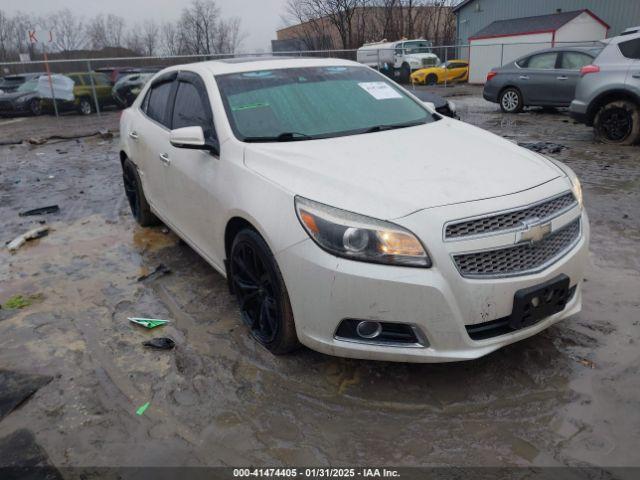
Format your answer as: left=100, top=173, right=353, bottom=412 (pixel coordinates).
left=356, top=321, right=382, bottom=339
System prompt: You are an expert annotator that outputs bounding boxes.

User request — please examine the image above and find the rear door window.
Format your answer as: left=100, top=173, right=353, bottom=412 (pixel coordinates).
left=619, top=38, right=640, bottom=59
left=526, top=52, right=558, bottom=69
left=560, top=52, right=593, bottom=69
left=146, top=81, right=173, bottom=127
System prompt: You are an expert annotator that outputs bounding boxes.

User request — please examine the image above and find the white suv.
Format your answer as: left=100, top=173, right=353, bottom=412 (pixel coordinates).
left=120, top=57, right=588, bottom=362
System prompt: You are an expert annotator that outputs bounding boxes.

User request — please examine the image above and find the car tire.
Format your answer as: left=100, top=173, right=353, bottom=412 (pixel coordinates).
left=121, top=157, right=160, bottom=227
left=29, top=99, right=42, bottom=116
left=499, top=87, right=523, bottom=113
left=78, top=97, right=93, bottom=115
left=229, top=228, right=300, bottom=355
left=593, top=100, right=640, bottom=145
left=426, top=74, right=438, bottom=86
left=399, top=63, right=411, bottom=84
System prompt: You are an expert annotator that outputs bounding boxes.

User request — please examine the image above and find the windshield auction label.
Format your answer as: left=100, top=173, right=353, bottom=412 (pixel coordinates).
left=358, top=82, right=402, bottom=100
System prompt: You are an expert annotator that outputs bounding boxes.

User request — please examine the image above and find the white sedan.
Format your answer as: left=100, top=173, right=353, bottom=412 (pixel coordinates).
left=119, top=57, right=588, bottom=362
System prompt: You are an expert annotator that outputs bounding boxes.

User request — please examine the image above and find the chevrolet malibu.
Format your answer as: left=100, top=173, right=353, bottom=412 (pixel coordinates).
left=119, top=57, right=589, bottom=362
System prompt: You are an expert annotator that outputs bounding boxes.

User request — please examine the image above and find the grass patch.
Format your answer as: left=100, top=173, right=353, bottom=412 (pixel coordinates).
left=2, top=294, right=43, bottom=309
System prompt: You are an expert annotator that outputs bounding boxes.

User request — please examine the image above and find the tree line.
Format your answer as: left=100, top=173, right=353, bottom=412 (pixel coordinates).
left=0, top=0, right=245, bottom=61
left=283, top=0, right=458, bottom=50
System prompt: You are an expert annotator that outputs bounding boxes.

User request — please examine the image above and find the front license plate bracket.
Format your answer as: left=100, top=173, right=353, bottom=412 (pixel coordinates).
left=510, top=274, right=571, bottom=330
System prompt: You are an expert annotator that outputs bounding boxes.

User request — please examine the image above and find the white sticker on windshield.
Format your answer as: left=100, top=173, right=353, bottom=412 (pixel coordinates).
left=358, top=82, right=402, bottom=100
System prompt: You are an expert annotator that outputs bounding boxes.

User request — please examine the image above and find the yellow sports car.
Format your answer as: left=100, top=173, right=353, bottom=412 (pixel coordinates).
left=410, top=60, right=469, bottom=85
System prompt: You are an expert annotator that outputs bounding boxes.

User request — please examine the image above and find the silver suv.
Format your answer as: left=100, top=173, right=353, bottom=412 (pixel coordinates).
left=570, top=28, right=640, bottom=145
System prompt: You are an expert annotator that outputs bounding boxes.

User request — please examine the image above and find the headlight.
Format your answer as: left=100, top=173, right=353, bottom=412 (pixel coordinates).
left=547, top=158, right=583, bottom=208
left=570, top=176, right=583, bottom=209
left=295, top=196, right=431, bottom=268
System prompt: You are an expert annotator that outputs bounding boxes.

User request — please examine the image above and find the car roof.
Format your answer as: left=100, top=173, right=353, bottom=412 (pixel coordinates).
left=525, top=45, right=603, bottom=55
left=159, top=56, right=360, bottom=77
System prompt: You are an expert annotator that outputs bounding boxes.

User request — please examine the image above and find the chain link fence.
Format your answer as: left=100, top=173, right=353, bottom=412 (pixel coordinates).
left=0, top=39, right=602, bottom=120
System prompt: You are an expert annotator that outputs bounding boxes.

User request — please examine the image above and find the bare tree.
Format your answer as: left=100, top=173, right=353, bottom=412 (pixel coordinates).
left=125, top=25, right=144, bottom=55
left=141, top=20, right=159, bottom=56
left=283, top=0, right=456, bottom=49
left=214, top=17, right=245, bottom=54
left=0, top=9, right=15, bottom=61
left=176, top=0, right=245, bottom=55
left=9, top=11, right=37, bottom=58
left=86, top=13, right=126, bottom=49
left=48, top=9, right=86, bottom=55
left=160, top=21, right=183, bottom=56
left=178, top=0, right=220, bottom=55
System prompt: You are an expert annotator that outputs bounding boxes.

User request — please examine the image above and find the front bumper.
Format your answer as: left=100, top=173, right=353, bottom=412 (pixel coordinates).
left=0, top=102, right=29, bottom=114
left=277, top=179, right=589, bottom=363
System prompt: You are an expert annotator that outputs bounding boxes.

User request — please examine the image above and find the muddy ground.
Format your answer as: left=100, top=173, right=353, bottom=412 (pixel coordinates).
left=0, top=85, right=639, bottom=474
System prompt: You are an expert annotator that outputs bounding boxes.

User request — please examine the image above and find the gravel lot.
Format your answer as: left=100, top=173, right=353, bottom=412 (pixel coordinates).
left=0, top=85, right=639, bottom=473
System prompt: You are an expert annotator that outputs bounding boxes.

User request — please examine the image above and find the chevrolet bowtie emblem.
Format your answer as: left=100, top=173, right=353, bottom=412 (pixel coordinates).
left=516, top=218, right=552, bottom=244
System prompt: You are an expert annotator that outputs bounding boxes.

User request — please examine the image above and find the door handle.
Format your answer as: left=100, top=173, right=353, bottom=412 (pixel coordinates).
left=128, top=131, right=139, bottom=139
left=519, top=75, right=529, bottom=80
left=159, top=153, right=170, bottom=165
left=633, top=73, right=640, bottom=79
left=557, top=76, right=568, bottom=80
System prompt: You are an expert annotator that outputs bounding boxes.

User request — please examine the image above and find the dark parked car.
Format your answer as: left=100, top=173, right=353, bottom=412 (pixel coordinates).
left=483, top=46, right=603, bottom=113
left=112, top=72, right=155, bottom=107
left=0, top=77, right=43, bottom=116
left=0, top=73, right=45, bottom=94
left=95, top=66, right=159, bottom=83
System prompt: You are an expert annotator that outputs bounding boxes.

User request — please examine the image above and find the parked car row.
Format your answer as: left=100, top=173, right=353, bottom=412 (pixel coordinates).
left=483, top=26, right=640, bottom=145
left=0, top=67, right=157, bottom=117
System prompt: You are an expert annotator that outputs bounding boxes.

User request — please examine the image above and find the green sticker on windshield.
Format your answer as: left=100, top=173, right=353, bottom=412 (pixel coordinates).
left=232, top=102, right=270, bottom=111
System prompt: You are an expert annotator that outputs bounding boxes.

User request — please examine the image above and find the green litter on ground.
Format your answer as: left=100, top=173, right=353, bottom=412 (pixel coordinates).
left=2, top=294, right=43, bottom=309
left=136, top=402, right=150, bottom=416
left=128, top=317, right=170, bottom=329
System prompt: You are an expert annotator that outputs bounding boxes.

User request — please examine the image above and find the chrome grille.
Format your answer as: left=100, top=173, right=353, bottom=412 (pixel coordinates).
left=453, top=218, right=581, bottom=278
left=445, top=192, right=576, bottom=239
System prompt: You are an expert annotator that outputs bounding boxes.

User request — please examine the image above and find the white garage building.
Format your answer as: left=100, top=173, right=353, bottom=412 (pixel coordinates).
left=468, top=9, right=609, bottom=84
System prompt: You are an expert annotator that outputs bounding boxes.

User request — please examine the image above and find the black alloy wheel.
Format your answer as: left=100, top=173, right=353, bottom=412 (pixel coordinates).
left=121, top=158, right=159, bottom=226
left=230, top=229, right=299, bottom=354
left=594, top=100, right=640, bottom=145
left=598, top=106, right=632, bottom=141
left=122, top=161, right=140, bottom=219
left=29, top=98, right=42, bottom=116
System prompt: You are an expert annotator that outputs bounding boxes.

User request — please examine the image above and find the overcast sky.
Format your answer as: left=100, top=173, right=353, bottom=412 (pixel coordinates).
left=1, top=0, right=290, bottom=52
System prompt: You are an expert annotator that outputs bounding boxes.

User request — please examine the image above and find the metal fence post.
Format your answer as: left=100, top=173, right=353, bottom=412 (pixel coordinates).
left=42, top=45, right=59, bottom=121
left=87, top=60, right=101, bottom=117
left=444, top=45, right=448, bottom=89
left=500, top=43, right=505, bottom=66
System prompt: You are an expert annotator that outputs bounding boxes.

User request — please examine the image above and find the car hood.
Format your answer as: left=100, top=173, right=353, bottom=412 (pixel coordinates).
left=243, top=119, right=562, bottom=220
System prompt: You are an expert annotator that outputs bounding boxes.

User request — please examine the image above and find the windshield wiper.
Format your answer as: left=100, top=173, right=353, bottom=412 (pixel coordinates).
left=243, top=132, right=314, bottom=142
left=362, top=120, right=427, bottom=134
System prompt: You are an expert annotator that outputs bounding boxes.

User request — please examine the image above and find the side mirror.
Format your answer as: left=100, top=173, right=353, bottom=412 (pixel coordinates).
left=422, top=101, right=435, bottom=111
left=170, top=126, right=219, bottom=155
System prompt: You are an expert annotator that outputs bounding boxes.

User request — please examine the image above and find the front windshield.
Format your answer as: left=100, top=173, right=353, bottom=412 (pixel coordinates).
left=215, top=66, right=434, bottom=142
left=16, top=79, right=39, bottom=93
